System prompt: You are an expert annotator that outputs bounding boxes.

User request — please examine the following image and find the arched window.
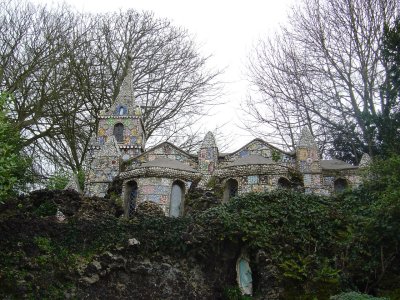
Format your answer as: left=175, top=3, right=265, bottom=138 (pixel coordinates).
left=126, top=181, right=138, bottom=217
left=278, top=177, right=291, bottom=189
left=114, top=123, right=124, bottom=143
left=170, top=181, right=184, bottom=217
left=334, top=178, right=348, bottom=193
left=116, top=105, right=127, bottom=116
left=223, top=178, right=238, bottom=203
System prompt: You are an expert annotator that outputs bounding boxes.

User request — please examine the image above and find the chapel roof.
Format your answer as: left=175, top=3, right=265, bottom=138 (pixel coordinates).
left=223, top=154, right=276, bottom=168
left=320, top=159, right=357, bottom=170
left=226, top=138, right=294, bottom=158
left=136, top=141, right=197, bottom=160
left=138, top=157, right=198, bottom=172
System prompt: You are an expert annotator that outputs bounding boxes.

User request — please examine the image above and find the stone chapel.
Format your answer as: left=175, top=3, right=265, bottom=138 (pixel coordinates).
left=85, top=70, right=370, bottom=217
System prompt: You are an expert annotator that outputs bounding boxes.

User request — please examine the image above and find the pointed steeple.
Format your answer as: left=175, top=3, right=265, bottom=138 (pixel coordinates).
left=296, top=127, right=321, bottom=193
left=358, top=153, right=371, bottom=168
left=200, top=131, right=217, bottom=149
left=104, top=66, right=137, bottom=116
left=297, top=127, right=317, bottom=148
left=198, top=131, right=219, bottom=185
left=116, top=68, right=135, bottom=107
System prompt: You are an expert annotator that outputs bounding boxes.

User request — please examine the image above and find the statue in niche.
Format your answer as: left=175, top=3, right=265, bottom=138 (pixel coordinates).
left=236, top=253, right=253, bottom=295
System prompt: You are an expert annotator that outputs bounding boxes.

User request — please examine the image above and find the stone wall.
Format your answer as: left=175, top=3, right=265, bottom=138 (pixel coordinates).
left=133, top=143, right=197, bottom=169
left=97, top=117, right=144, bottom=148
left=221, top=139, right=295, bottom=168
left=123, top=177, right=192, bottom=216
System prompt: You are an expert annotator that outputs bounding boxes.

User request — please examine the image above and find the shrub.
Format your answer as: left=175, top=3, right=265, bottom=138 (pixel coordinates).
left=330, top=291, right=388, bottom=300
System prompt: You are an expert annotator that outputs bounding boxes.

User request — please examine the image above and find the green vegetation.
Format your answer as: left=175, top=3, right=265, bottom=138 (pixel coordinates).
left=45, top=169, right=70, bottom=190
left=330, top=292, right=388, bottom=300
left=1, top=168, right=400, bottom=298
left=0, top=93, right=30, bottom=202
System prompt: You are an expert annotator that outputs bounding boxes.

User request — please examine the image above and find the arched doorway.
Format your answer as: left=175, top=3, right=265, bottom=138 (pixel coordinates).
left=223, top=178, right=238, bottom=203
left=170, top=181, right=184, bottom=217
left=334, top=178, right=348, bottom=193
left=278, top=177, right=291, bottom=189
left=113, top=123, right=124, bottom=143
left=126, top=181, right=138, bottom=217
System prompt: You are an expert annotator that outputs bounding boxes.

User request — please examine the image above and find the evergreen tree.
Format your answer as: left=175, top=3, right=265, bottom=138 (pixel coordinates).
left=378, top=18, right=400, bottom=155
left=0, top=93, right=30, bottom=201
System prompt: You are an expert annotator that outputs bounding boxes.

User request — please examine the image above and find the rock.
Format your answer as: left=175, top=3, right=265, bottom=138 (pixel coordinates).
left=136, top=201, right=165, bottom=217
left=91, top=260, right=102, bottom=271
left=80, top=274, right=100, bottom=285
left=56, top=208, right=66, bottom=222
left=128, top=238, right=140, bottom=246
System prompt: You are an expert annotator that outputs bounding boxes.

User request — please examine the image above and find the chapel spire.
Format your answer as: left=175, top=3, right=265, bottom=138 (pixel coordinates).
left=104, top=65, right=137, bottom=116
left=115, top=67, right=135, bottom=108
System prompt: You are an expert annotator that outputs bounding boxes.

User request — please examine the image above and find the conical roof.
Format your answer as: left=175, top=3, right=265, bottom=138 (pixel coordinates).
left=200, top=131, right=217, bottom=149
left=297, top=127, right=317, bottom=148
left=116, top=68, right=135, bottom=106
left=358, top=153, right=371, bottom=168
left=223, top=154, right=275, bottom=168
left=104, top=67, right=137, bottom=116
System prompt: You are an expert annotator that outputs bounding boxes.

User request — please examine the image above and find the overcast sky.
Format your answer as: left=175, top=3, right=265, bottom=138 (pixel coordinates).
left=32, top=0, right=296, bottom=151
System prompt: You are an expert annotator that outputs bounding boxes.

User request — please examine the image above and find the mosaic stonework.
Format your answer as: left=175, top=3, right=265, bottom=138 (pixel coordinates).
left=222, top=139, right=295, bottom=169
left=197, top=132, right=219, bottom=187
left=132, top=142, right=197, bottom=170
left=84, top=68, right=366, bottom=214
left=121, top=177, right=189, bottom=215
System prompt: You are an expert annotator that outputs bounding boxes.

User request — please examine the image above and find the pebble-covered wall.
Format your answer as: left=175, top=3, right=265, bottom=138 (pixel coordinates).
left=132, top=142, right=197, bottom=169
left=122, top=177, right=191, bottom=216
left=222, top=139, right=295, bottom=168
left=86, top=156, right=120, bottom=197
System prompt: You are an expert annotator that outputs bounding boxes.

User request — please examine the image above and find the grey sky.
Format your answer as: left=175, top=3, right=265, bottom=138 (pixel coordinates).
left=33, top=0, right=295, bottom=150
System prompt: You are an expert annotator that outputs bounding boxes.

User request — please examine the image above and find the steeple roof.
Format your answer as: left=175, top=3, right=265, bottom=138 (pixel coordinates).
left=358, top=153, right=371, bottom=168
left=116, top=68, right=135, bottom=107
left=200, top=131, right=217, bottom=149
left=104, top=67, right=137, bottom=116
left=297, top=127, right=317, bottom=148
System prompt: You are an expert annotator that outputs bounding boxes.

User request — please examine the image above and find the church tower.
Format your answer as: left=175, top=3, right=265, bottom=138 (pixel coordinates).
left=96, top=68, right=146, bottom=161
left=296, top=127, right=322, bottom=194
left=198, top=131, right=219, bottom=187
left=85, top=67, right=146, bottom=197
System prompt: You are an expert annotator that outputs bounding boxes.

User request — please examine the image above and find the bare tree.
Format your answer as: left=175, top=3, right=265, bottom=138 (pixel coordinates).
left=246, top=0, right=399, bottom=163
left=0, top=1, right=221, bottom=176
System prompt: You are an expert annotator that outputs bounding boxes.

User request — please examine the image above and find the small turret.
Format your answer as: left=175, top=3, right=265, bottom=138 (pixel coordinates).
left=358, top=153, right=371, bottom=168
left=296, top=127, right=321, bottom=173
left=296, top=127, right=322, bottom=193
left=198, top=131, right=219, bottom=187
